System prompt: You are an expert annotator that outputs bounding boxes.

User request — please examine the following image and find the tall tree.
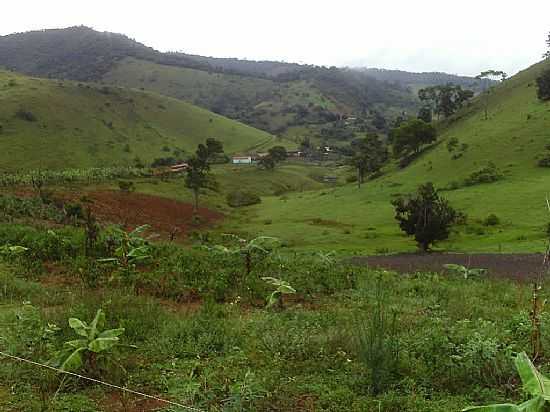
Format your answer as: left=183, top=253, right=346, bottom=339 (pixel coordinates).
left=185, top=139, right=224, bottom=218
left=475, top=70, right=507, bottom=120
left=391, top=182, right=457, bottom=251
left=349, top=134, right=388, bottom=188
left=418, top=84, right=474, bottom=119
left=390, top=119, right=436, bottom=158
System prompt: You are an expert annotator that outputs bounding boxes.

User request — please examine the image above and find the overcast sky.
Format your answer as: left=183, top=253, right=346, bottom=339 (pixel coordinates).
left=2, top=0, right=549, bottom=77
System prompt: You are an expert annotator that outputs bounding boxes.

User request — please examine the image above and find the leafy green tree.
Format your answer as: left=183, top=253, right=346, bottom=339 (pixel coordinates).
left=417, top=105, right=432, bottom=123
left=418, top=84, right=474, bottom=119
left=268, top=146, right=287, bottom=162
left=476, top=70, right=507, bottom=120
left=536, top=68, right=550, bottom=101
left=390, top=119, right=436, bottom=158
left=391, top=182, right=457, bottom=251
left=350, top=134, right=388, bottom=188
left=185, top=140, right=224, bottom=215
left=257, top=155, right=276, bottom=170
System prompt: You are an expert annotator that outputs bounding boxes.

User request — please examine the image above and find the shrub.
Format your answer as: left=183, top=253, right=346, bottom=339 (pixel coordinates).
left=226, top=190, right=261, bottom=207
left=483, top=214, right=500, bottom=226
left=538, top=154, right=550, bottom=167
left=464, top=162, right=503, bottom=186
left=117, top=180, right=135, bottom=192
left=15, top=109, right=37, bottom=122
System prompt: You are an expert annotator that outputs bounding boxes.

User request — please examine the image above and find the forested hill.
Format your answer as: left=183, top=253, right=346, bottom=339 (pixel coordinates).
left=361, top=68, right=491, bottom=92
left=0, top=26, right=482, bottom=134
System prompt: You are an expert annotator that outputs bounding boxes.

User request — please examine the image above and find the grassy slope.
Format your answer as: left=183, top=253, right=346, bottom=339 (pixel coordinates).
left=0, top=70, right=275, bottom=171
left=102, top=57, right=340, bottom=132
left=228, top=60, right=550, bottom=253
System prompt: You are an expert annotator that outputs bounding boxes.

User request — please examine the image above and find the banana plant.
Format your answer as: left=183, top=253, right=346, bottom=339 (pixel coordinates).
left=211, top=234, right=279, bottom=277
left=463, top=352, right=549, bottom=411
left=54, top=309, right=129, bottom=372
left=262, top=277, right=296, bottom=309
left=444, top=263, right=487, bottom=279
left=99, top=225, right=152, bottom=277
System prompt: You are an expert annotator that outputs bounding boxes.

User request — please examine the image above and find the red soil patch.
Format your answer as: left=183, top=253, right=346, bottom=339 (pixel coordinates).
left=351, top=253, right=547, bottom=281
left=67, top=191, right=223, bottom=240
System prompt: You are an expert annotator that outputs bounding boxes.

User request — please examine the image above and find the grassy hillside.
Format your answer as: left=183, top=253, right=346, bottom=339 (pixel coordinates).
left=102, top=57, right=341, bottom=133
left=226, top=60, right=550, bottom=253
left=0, top=70, right=275, bottom=170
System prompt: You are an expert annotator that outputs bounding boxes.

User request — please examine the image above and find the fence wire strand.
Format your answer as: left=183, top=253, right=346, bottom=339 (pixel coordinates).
left=0, top=350, right=203, bottom=412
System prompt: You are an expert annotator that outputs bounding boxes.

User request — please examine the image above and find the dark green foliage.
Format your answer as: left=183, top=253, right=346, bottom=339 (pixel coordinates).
left=391, top=119, right=436, bottom=158
left=117, top=180, right=135, bottom=192
left=538, top=154, right=550, bottom=167
left=349, top=134, right=388, bottom=187
left=417, top=105, right=433, bottom=123
left=464, top=162, right=503, bottom=186
left=15, top=109, right=37, bottom=122
left=226, top=190, right=261, bottom=208
left=185, top=139, right=224, bottom=213
left=391, top=182, right=458, bottom=251
left=536, top=68, right=550, bottom=101
left=418, top=84, right=474, bottom=118
left=483, top=214, right=500, bottom=226
left=267, top=146, right=287, bottom=162
left=257, top=155, right=276, bottom=170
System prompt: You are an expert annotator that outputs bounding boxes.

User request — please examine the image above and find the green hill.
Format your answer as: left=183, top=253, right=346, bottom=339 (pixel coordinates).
left=0, top=70, right=275, bottom=171
left=0, top=27, right=424, bottom=134
left=229, top=59, right=550, bottom=253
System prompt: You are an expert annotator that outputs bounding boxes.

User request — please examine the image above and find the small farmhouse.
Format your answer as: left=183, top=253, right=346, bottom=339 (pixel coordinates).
left=232, top=156, right=253, bottom=164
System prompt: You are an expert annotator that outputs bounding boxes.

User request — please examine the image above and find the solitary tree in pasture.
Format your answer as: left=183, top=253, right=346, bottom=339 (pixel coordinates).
left=185, top=139, right=224, bottom=218
left=475, top=70, right=507, bottom=120
left=391, top=182, right=457, bottom=252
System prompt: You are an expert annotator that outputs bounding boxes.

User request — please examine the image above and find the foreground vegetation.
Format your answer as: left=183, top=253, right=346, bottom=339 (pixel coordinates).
left=0, top=217, right=548, bottom=411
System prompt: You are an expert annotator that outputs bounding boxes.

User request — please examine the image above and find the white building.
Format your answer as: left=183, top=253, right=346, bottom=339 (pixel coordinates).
left=232, top=156, right=253, bottom=164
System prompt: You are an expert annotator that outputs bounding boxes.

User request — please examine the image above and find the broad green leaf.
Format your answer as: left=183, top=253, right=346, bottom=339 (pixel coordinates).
left=60, top=347, right=86, bottom=371
left=443, top=264, right=466, bottom=272
left=261, top=276, right=281, bottom=285
left=130, top=225, right=150, bottom=236
left=89, top=309, right=105, bottom=339
left=98, top=328, right=125, bottom=339
left=68, top=318, right=89, bottom=337
left=277, top=285, right=297, bottom=294
left=515, top=352, right=548, bottom=396
left=462, top=404, right=521, bottom=412
left=128, top=246, right=150, bottom=257
left=88, top=337, right=119, bottom=353
left=518, top=396, right=546, bottom=412
left=266, top=292, right=280, bottom=308
left=64, top=339, right=88, bottom=349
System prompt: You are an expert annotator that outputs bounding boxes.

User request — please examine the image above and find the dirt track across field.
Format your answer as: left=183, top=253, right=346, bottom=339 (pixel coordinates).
left=351, top=253, right=548, bottom=280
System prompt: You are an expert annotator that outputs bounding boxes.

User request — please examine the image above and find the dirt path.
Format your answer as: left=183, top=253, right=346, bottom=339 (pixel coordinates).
left=350, top=253, right=547, bottom=280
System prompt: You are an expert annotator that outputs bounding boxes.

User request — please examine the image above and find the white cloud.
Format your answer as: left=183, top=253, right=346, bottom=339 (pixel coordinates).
left=1, top=0, right=548, bottom=76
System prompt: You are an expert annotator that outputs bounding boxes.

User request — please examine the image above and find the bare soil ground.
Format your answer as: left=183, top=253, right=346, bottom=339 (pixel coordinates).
left=68, top=190, right=223, bottom=240
left=351, top=253, right=547, bottom=280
